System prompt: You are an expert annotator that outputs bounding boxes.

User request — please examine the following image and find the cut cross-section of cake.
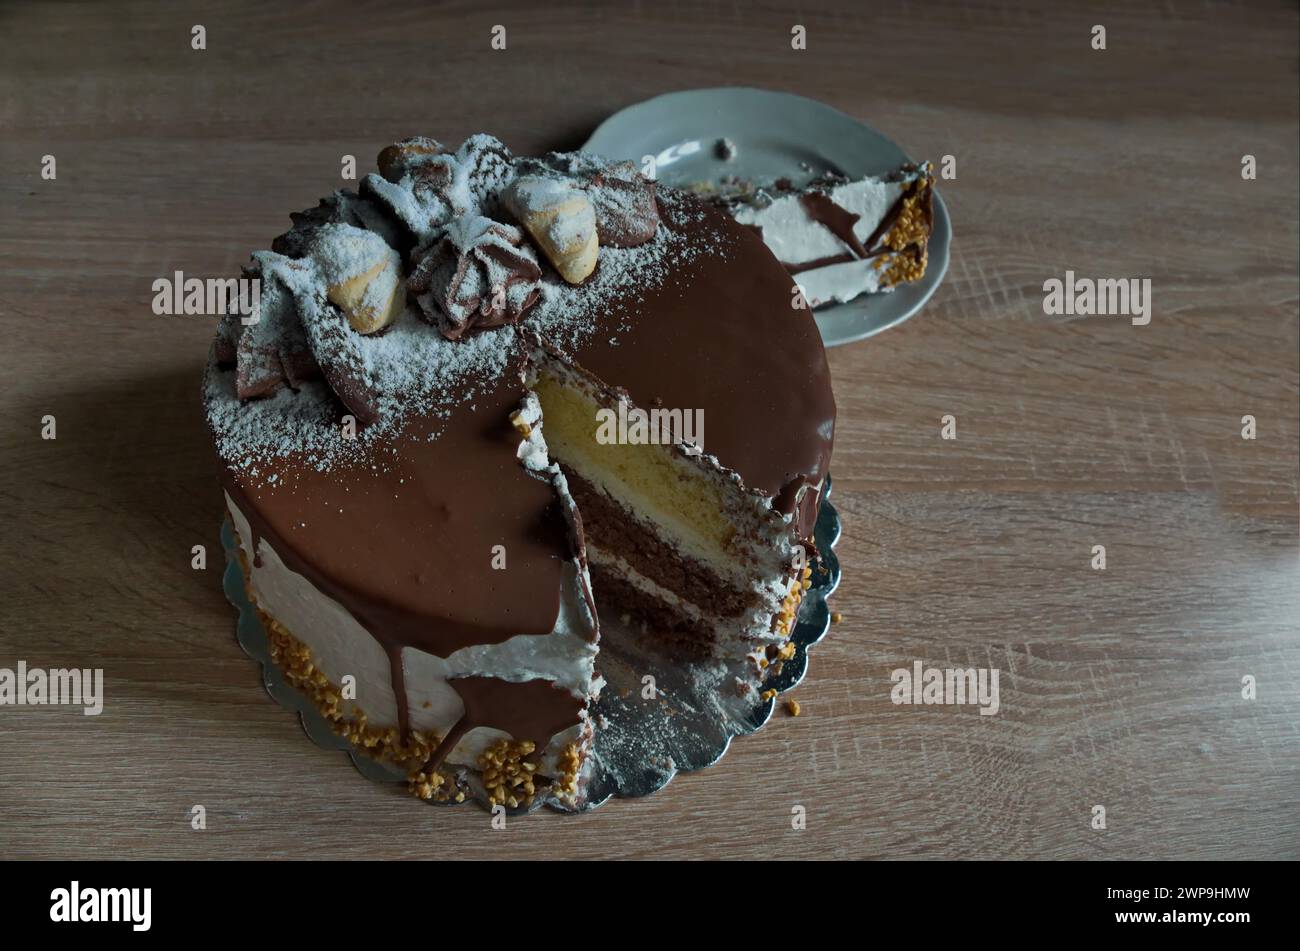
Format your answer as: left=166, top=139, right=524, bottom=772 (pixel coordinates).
left=722, top=164, right=935, bottom=308
left=204, top=134, right=835, bottom=810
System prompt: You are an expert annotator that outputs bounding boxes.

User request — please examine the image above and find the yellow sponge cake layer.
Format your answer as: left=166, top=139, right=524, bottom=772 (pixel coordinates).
left=532, top=371, right=738, bottom=563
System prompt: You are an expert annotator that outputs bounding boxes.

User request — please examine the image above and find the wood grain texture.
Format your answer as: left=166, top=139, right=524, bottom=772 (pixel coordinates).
left=1, top=0, right=1296, bottom=860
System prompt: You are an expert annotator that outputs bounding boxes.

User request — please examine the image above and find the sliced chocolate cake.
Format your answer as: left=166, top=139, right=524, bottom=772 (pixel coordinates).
left=204, top=134, right=835, bottom=809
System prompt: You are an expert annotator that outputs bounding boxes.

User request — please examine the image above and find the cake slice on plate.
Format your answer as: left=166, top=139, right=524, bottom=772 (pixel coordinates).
left=718, top=164, right=934, bottom=308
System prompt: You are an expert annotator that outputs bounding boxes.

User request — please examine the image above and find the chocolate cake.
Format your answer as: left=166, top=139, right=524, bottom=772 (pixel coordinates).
left=204, top=135, right=835, bottom=809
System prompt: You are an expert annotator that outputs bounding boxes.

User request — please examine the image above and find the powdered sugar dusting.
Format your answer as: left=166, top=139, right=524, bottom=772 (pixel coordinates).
left=205, top=139, right=717, bottom=485
left=529, top=201, right=701, bottom=352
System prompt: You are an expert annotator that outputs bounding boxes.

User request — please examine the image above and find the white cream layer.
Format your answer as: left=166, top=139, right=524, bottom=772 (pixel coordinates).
left=795, top=258, right=892, bottom=307
left=732, top=177, right=904, bottom=267
left=731, top=173, right=918, bottom=308
left=587, top=546, right=788, bottom=645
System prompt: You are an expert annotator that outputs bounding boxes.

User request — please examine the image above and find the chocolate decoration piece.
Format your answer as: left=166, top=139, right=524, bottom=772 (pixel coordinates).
left=584, top=162, right=659, bottom=247
left=456, top=134, right=515, bottom=211
left=235, top=339, right=285, bottom=400
left=280, top=345, right=322, bottom=389
left=377, top=136, right=448, bottom=183
left=408, top=159, right=456, bottom=220
left=420, top=676, right=586, bottom=775
left=799, top=191, right=867, bottom=258
left=272, top=190, right=406, bottom=258
left=404, top=135, right=515, bottom=224
left=234, top=258, right=320, bottom=400
left=409, top=215, right=541, bottom=340
left=358, top=174, right=424, bottom=250
left=296, top=303, right=381, bottom=425
left=213, top=311, right=241, bottom=367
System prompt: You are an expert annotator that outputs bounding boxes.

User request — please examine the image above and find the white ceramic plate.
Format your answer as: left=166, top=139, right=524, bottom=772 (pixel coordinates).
left=583, top=87, right=951, bottom=347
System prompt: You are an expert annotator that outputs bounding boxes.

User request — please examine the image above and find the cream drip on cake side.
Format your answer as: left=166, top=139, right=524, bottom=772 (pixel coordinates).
left=226, top=492, right=594, bottom=779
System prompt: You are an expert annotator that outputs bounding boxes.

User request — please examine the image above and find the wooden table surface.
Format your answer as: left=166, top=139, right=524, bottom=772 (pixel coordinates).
left=1, top=0, right=1297, bottom=860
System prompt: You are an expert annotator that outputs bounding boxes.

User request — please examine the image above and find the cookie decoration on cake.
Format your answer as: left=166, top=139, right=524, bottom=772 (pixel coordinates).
left=376, top=135, right=448, bottom=182
left=516, top=152, right=660, bottom=248
left=309, top=224, right=405, bottom=336
left=502, top=176, right=599, bottom=284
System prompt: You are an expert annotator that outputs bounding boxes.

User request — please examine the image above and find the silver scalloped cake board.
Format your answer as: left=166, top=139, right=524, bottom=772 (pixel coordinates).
left=221, top=478, right=841, bottom=814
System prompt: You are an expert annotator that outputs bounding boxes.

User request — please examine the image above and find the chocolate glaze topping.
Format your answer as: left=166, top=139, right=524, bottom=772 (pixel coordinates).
left=565, top=198, right=834, bottom=513
left=799, top=191, right=868, bottom=258
left=421, top=676, right=586, bottom=775
left=222, top=382, right=571, bottom=738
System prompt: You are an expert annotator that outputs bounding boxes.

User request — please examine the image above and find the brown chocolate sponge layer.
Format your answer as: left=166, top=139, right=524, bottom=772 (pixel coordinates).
left=560, top=467, right=761, bottom=620
left=586, top=562, right=719, bottom=657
